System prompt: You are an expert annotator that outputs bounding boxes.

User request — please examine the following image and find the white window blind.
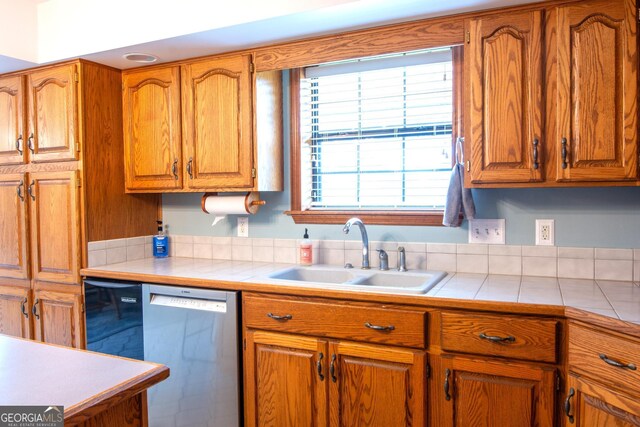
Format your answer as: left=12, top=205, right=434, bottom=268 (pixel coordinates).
left=300, top=48, right=454, bottom=211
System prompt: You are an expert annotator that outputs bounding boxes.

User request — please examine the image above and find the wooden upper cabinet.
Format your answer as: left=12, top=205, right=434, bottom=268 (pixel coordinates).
left=0, top=284, right=31, bottom=339
left=554, top=0, right=637, bottom=181
left=0, top=174, right=29, bottom=280
left=244, top=330, right=328, bottom=427
left=28, top=171, right=80, bottom=284
left=27, top=64, right=78, bottom=163
left=466, top=10, right=544, bottom=184
left=182, top=54, right=254, bottom=190
left=0, top=76, right=26, bottom=165
left=123, top=66, right=183, bottom=191
left=329, top=341, right=426, bottom=427
left=32, top=287, right=84, bottom=349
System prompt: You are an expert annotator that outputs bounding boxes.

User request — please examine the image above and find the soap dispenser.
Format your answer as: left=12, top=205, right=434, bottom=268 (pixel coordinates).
left=153, top=220, right=169, bottom=258
left=299, top=228, right=313, bottom=266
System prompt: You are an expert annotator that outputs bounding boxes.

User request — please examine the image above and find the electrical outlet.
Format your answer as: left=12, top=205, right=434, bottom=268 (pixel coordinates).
left=535, top=219, right=554, bottom=246
left=468, top=219, right=505, bottom=244
left=237, top=217, right=249, bottom=237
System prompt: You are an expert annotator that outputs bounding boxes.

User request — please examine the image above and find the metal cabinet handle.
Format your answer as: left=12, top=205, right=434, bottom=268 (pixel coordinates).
left=27, top=180, right=35, bottom=201
left=27, top=133, right=34, bottom=154
left=479, top=332, right=515, bottom=343
left=599, top=353, right=637, bottom=370
left=364, top=322, right=395, bottom=331
left=444, top=368, right=451, bottom=401
left=21, top=298, right=29, bottom=319
left=317, top=352, right=324, bottom=381
left=16, top=134, right=23, bottom=154
left=187, top=157, right=193, bottom=179
left=17, top=180, right=24, bottom=202
left=532, top=138, right=539, bottom=170
left=171, top=159, right=179, bottom=180
left=330, top=354, right=337, bottom=382
left=561, top=137, right=568, bottom=169
left=32, top=298, right=40, bottom=320
left=564, top=387, right=575, bottom=424
left=266, top=312, right=292, bottom=321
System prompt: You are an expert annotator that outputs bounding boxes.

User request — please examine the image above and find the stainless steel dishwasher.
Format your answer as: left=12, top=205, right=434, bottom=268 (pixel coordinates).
left=142, top=284, right=240, bottom=427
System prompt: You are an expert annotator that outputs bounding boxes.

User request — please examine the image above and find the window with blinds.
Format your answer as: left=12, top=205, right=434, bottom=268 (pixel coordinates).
left=299, top=48, right=454, bottom=211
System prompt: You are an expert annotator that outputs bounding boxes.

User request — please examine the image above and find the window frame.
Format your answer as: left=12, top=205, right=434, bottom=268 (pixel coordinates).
left=286, top=46, right=464, bottom=226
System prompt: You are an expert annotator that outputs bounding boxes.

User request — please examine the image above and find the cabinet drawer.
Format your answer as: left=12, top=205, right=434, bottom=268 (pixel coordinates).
left=243, top=294, right=426, bottom=348
left=441, top=312, right=559, bottom=363
left=569, top=322, right=640, bottom=396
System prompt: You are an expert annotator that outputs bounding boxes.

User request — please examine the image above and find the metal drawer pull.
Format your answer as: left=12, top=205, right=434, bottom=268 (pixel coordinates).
left=171, top=159, right=179, bottom=180
left=599, top=353, right=637, bottom=370
left=16, top=135, right=23, bottom=154
left=479, top=332, right=515, bottom=343
left=266, top=312, right=292, bottom=321
left=186, top=157, right=193, bottom=179
left=330, top=354, right=337, bottom=382
left=317, top=352, right=324, bottom=381
left=17, top=180, right=24, bottom=202
left=444, top=368, right=451, bottom=401
left=561, top=137, right=568, bottom=169
left=532, top=138, right=539, bottom=170
left=32, top=298, right=40, bottom=320
left=27, top=133, right=34, bottom=154
left=364, top=322, right=395, bottom=331
left=564, top=387, right=574, bottom=424
left=27, top=180, right=35, bottom=201
left=21, top=298, right=28, bottom=319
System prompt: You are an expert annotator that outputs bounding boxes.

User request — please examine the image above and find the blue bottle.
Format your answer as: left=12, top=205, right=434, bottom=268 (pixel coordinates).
left=153, top=221, right=169, bottom=258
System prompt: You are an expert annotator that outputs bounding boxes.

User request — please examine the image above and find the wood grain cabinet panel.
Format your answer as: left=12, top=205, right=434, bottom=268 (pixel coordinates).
left=27, top=64, right=78, bottom=163
left=329, top=341, right=426, bottom=427
left=244, top=330, right=328, bottom=427
left=0, top=75, right=25, bottom=165
left=436, top=356, right=556, bottom=427
left=28, top=171, right=80, bottom=285
left=181, top=54, right=254, bottom=190
left=32, top=287, right=83, bottom=349
left=466, top=10, right=544, bottom=183
left=440, top=311, right=558, bottom=363
left=0, top=174, right=29, bottom=280
left=0, top=284, right=31, bottom=339
left=565, top=375, right=640, bottom=427
left=554, top=0, right=637, bottom=182
left=123, top=66, right=183, bottom=191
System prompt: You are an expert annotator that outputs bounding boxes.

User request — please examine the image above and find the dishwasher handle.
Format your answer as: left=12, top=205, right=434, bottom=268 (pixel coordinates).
left=84, top=279, right=141, bottom=289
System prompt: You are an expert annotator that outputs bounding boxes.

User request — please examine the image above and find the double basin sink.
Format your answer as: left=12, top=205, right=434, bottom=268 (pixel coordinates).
left=267, top=265, right=446, bottom=295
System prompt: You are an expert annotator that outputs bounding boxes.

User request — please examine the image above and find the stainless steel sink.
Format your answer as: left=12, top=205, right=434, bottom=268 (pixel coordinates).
left=266, top=265, right=446, bottom=294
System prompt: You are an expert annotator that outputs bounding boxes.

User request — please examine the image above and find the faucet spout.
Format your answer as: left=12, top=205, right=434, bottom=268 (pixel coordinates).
left=343, top=217, right=370, bottom=269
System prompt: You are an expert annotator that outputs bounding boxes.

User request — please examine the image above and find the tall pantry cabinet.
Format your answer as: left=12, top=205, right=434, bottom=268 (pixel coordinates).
left=0, top=60, right=158, bottom=348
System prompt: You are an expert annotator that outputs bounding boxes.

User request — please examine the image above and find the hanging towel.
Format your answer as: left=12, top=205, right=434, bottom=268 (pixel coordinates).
left=443, top=138, right=476, bottom=227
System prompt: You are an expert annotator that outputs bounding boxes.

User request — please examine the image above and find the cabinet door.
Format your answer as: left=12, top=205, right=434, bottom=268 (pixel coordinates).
left=466, top=10, right=544, bottom=183
left=436, top=356, right=555, bottom=427
left=27, top=64, right=78, bottom=163
left=28, top=171, right=80, bottom=284
left=0, top=75, right=25, bottom=165
left=0, top=284, right=31, bottom=339
left=244, top=330, right=328, bottom=427
left=329, top=341, right=426, bottom=427
left=123, top=66, right=183, bottom=191
left=565, top=375, right=640, bottom=427
left=182, top=54, right=254, bottom=190
left=32, top=287, right=84, bottom=348
left=0, top=174, right=29, bottom=280
left=555, top=0, right=637, bottom=181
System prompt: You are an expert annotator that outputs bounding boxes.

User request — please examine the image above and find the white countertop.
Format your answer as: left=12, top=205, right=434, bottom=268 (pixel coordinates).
left=83, top=257, right=640, bottom=325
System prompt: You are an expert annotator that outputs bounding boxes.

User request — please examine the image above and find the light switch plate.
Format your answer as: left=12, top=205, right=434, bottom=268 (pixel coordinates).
left=468, top=219, right=506, bottom=244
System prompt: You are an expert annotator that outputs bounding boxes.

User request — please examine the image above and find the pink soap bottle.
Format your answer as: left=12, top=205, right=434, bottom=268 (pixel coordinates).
left=300, top=228, right=313, bottom=266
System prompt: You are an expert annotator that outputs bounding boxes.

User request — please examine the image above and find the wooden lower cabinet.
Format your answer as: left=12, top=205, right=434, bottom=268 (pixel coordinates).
left=432, top=355, right=556, bottom=427
left=32, top=287, right=84, bottom=349
left=0, top=283, right=31, bottom=339
left=565, top=375, right=640, bottom=427
left=244, top=329, right=426, bottom=427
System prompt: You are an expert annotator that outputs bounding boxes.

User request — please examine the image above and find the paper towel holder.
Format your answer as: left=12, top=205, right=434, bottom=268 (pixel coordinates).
left=201, top=192, right=266, bottom=215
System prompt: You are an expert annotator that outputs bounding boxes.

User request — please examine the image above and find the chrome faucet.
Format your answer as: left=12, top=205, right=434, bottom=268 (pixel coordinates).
left=343, top=217, right=370, bottom=269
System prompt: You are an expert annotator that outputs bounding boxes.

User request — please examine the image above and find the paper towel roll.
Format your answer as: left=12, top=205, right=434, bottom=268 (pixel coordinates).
left=201, top=192, right=265, bottom=226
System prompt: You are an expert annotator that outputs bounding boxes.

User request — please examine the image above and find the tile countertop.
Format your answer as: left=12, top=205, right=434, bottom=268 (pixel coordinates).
left=81, top=257, right=640, bottom=326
